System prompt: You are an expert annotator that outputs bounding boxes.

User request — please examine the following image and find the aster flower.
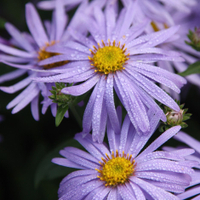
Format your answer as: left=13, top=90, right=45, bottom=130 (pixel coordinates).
left=35, top=2, right=186, bottom=141
left=163, top=131, right=200, bottom=200
left=52, top=109, right=197, bottom=200
left=0, top=1, right=87, bottom=120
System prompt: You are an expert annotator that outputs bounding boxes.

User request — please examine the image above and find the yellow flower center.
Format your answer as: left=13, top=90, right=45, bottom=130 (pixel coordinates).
left=38, top=41, right=69, bottom=69
left=96, top=150, right=135, bottom=187
left=88, top=40, right=129, bottom=75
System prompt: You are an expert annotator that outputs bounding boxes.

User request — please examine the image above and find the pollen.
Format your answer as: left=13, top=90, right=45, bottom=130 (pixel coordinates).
left=95, top=150, right=135, bottom=187
left=38, top=41, right=69, bottom=69
left=88, top=40, right=129, bottom=75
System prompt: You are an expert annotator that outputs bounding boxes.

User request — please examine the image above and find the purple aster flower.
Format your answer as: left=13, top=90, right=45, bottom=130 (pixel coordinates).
left=35, top=2, right=186, bottom=141
left=0, top=1, right=87, bottom=120
left=52, top=109, right=197, bottom=199
left=163, top=131, right=200, bottom=199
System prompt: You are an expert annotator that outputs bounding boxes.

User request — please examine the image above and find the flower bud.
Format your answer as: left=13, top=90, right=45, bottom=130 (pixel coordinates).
left=186, top=27, right=200, bottom=51
left=166, top=109, right=183, bottom=126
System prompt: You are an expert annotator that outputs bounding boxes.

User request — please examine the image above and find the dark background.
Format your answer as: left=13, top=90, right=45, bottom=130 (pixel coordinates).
left=1, top=1, right=200, bottom=200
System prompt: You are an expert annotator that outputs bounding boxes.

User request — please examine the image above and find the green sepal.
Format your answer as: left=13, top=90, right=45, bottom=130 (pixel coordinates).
left=185, top=28, right=200, bottom=51
left=55, top=105, right=69, bottom=127
left=180, top=122, right=188, bottom=128
left=178, top=61, right=200, bottom=77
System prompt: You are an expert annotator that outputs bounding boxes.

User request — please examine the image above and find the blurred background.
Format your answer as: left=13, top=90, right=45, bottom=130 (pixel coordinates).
left=1, top=0, right=200, bottom=200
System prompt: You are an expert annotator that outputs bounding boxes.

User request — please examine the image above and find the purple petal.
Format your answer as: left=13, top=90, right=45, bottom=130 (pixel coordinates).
left=124, top=70, right=180, bottom=111
left=126, top=65, right=180, bottom=93
left=26, top=3, right=49, bottom=47
left=82, top=82, right=99, bottom=133
left=0, top=43, right=35, bottom=58
left=129, top=182, right=146, bottom=200
left=54, top=0, right=67, bottom=41
left=5, top=23, right=34, bottom=52
left=127, top=110, right=162, bottom=157
left=59, top=175, right=100, bottom=199
left=96, top=98, right=108, bottom=143
left=118, top=115, right=131, bottom=154
left=135, top=171, right=191, bottom=186
left=114, top=72, right=150, bottom=133
left=146, top=180, right=185, bottom=193
left=31, top=95, right=39, bottom=121
left=65, top=69, right=95, bottom=83
left=107, top=118, right=120, bottom=154
left=59, top=149, right=99, bottom=169
left=136, top=159, right=194, bottom=175
left=62, top=74, right=100, bottom=96
left=60, top=169, right=97, bottom=184
left=12, top=86, right=40, bottom=114
left=174, top=131, right=200, bottom=154
left=137, top=126, right=181, bottom=159
left=85, top=186, right=111, bottom=200
left=6, top=82, right=37, bottom=109
left=105, top=74, right=120, bottom=135
left=0, top=75, right=34, bottom=94
left=63, top=147, right=99, bottom=163
left=52, top=158, right=86, bottom=169
left=177, top=185, right=200, bottom=199
left=105, top=3, right=116, bottom=40
left=107, top=188, right=118, bottom=200
left=117, top=184, right=136, bottom=199
left=132, top=62, right=186, bottom=88
left=130, top=177, right=179, bottom=199
left=0, top=69, right=26, bottom=84
left=74, top=133, right=109, bottom=161
left=116, top=1, right=137, bottom=41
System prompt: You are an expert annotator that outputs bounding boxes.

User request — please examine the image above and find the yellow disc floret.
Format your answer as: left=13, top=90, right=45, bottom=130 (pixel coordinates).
left=96, top=150, right=135, bottom=187
left=38, top=41, right=68, bottom=69
left=88, top=40, right=129, bottom=75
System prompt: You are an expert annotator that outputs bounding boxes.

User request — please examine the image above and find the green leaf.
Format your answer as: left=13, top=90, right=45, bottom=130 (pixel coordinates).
left=178, top=61, right=200, bottom=76
left=55, top=106, right=69, bottom=127
left=34, top=139, right=82, bottom=188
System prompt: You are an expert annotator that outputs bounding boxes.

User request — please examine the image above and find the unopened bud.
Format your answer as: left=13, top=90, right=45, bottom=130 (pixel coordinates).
left=186, top=27, right=200, bottom=51
left=159, top=101, right=191, bottom=132
left=166, top=109, right=183, bottom=126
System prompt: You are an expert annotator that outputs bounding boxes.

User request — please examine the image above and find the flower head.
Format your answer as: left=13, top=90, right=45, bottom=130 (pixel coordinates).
left=52, top=111, right=196, bottom=199
left=0, top=1, right=86, bottom=120
left=35, top=3, right=186, bottom=141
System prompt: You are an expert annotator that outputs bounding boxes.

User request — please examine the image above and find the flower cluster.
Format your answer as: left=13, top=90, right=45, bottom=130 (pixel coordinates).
left=0, top=0, right=200, bottom=199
